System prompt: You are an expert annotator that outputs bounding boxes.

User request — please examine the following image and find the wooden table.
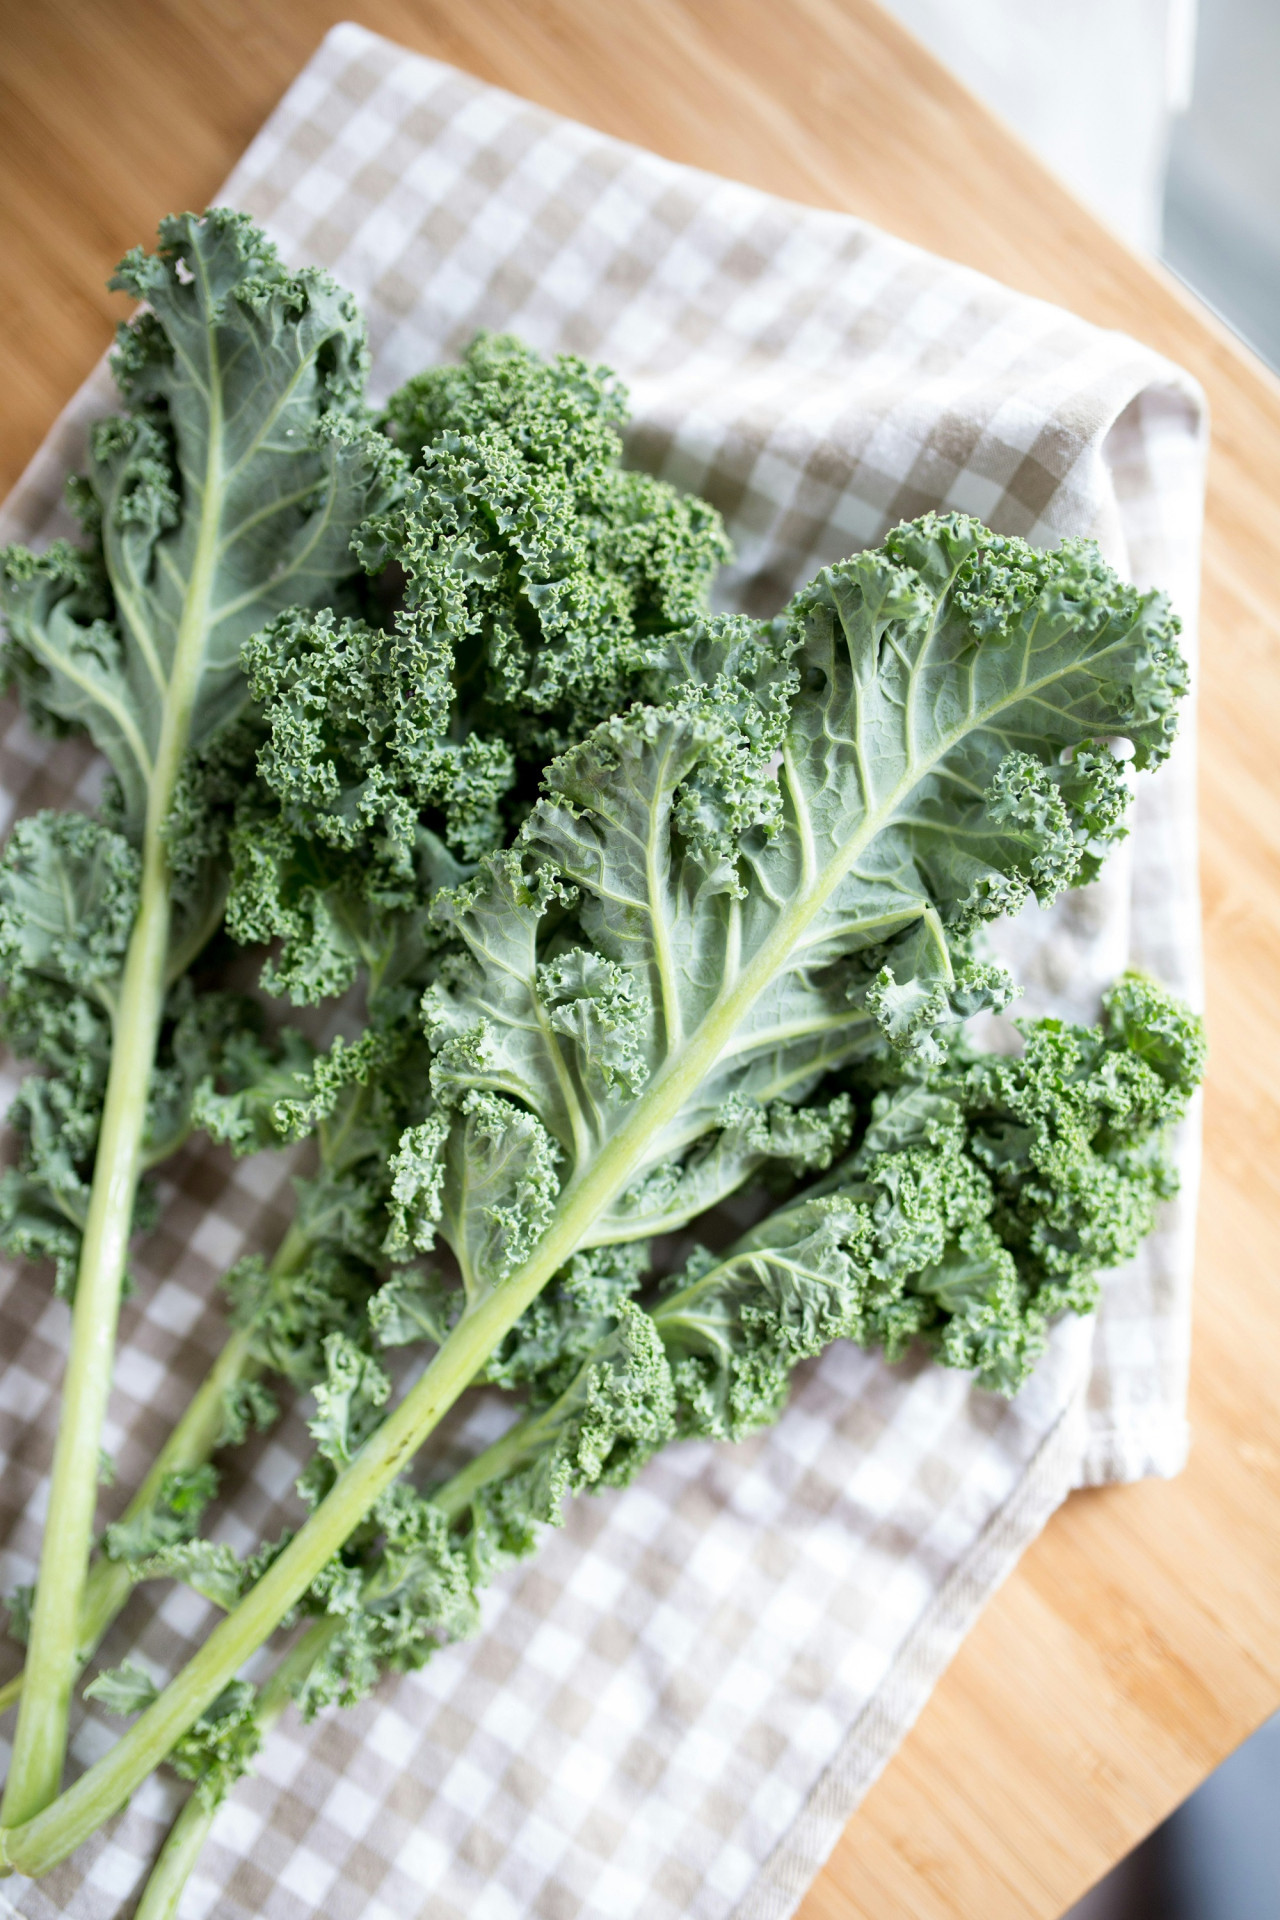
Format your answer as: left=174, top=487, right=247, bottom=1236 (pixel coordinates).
left=3, top=4, right=1279, bottom=1914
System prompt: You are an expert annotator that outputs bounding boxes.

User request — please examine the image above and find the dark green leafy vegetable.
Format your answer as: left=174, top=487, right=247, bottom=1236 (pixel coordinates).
left=218, top=333, right=731, bottom=1004
left=0, top=214, right=1202, bottom=1915
left=0, top=209, right=404, bottom=1824
left=0, top=319, right=734, bottom=1763
left=107, top=971, right=1201, bottom=1882
left=0, top=507, right=1201, bottom=1891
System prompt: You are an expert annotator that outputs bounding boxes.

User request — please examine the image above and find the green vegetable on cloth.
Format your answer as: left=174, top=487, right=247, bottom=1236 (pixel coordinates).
left=0, top=213, right=1202, bottom=1908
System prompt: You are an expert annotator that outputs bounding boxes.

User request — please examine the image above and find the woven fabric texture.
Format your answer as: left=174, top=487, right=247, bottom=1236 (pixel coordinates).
left=0, top=24, right=1206, bottom=1920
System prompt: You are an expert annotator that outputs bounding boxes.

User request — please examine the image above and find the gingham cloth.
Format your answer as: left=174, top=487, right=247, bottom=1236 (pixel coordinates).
left=0, top=24, right=1207, bottom=1920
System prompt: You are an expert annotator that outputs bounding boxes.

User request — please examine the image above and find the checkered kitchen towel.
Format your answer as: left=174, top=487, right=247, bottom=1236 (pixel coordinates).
left=0, top=23, right=1206, bottom=1920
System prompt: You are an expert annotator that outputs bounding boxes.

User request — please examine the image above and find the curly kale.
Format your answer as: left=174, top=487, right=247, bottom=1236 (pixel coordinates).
left=0, top=449, right=1206, bottom=1894
left=947, top=972, right=1206, bottom=1336
left=0, top=810, right=314, bottom=1298
left=218, top=335, right=731, bottom=1004
left=0, top=321, right=734, bottom=1766
left=376, top=331, right=731, bottom=748
left=468, top=977, right=1203, bottom=1440
left=144, top=968, right=1202, bottom=1772
left=3, top=214, right=1204, bottom=1894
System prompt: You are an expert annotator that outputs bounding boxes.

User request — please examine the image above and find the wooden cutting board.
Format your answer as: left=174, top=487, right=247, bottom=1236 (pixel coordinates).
left=2, top=3, right=1279, bottom=1915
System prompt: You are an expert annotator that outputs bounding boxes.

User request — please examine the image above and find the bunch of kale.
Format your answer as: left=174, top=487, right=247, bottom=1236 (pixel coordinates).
left=0, top=214, right=1202, bottom=1910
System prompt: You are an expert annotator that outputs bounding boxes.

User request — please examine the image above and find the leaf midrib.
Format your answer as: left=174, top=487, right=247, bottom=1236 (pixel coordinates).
left=506, top=612, right=1136, bottom=1311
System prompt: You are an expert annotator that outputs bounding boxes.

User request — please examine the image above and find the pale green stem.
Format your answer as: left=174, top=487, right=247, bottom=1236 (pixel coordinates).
left=77, top=1330, right=259, bottom=1657
left=4, top=365, right=231, bottom=1820
left=0, top=1288, right=549, bottom=1875
left=0, top=1113, right=673, bottom=1874
left=128, top=1792, right=213, bottom=1920
left=127, top=1397, right=537, bottom=1915
left=128, top=1397, right=563, bottom=1918
left=0, top=1220, right=313, bottom=1722
left=131, top=1620, right=334, bottom=1920
left=2, top=844, right=175, bottom=1825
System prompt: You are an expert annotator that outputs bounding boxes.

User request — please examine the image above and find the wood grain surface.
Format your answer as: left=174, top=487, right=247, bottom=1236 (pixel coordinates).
left=2, top=3, right=1279, bottom=1916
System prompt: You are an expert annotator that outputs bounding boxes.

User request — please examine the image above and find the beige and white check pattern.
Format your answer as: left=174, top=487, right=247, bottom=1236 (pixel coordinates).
left=0, top=24, right=1206, bottom=1919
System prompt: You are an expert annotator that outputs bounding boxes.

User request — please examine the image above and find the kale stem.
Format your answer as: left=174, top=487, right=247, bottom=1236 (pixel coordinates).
left=0, top=1280, right=558, bottom=1876
left=0, top=1218, right=315, bottom=1721
left=131, top=1617, right=336, bottom=1920
left=128, top=1406, right=552, bottom=1919
left=2, top=841, right=175, bottom=1824
left=0, top=1000, right=752, bottom=1870
left=2, top=339, right=231, bottom=1825
left=129, top=1791, right=213, bottom=1920
left=77, top=1329, right=259, bottom=1652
